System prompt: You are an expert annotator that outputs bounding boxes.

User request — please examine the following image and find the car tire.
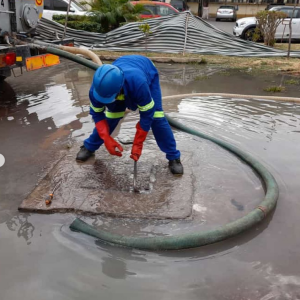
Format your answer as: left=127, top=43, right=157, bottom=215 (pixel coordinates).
left=216, top=18, right=219, bottom=21
left=0, top=76, right=6, bottom=82
left=243, top=27, right=256, bottom=42
left=232, top=18, right=236, bottom=22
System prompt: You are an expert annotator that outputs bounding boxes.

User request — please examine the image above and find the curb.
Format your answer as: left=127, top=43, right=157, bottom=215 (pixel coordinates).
left=98, top=55, right=203, bottom=64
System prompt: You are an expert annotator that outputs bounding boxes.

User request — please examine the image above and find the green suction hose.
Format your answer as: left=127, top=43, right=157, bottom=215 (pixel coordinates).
left=45, top=47, right=279, bottom=250
left=46, top=47, right=100, bottom=71
left=69, top=121, right=278, bottom=250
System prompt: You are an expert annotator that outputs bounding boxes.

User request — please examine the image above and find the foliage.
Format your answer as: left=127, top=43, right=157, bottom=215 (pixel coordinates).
left=255, top=10, right=287, bottom=47
left=252, top=27, right=262, bottom=42
left=138, top=22, right=152, bottom=52
left=200, top=57, right=207, bottom=64
left=264, top=85, right=285, bottom=92
left=53, top=14, right=102, bottom=32
left=194, top=75, right=209, bottom=80
left=59, top=20, right=102, bottom=32
left=187, top=58, right=208, bottom=65
left=81, top=0, right=145, bottom=33
left=284, top=79, right=299, bottom=85
left=53, top=14, right=87, bottom=22
left=139, top=23, right=152, bottom=35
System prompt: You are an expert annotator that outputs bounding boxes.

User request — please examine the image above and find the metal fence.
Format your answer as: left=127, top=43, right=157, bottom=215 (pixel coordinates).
left=37, top=11, right=300, bottom=57
left=203, top=0, right=299, bottom=3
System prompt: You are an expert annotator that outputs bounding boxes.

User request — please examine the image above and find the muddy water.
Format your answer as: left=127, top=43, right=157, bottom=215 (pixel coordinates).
left=1, top=60, right=300, bottom=299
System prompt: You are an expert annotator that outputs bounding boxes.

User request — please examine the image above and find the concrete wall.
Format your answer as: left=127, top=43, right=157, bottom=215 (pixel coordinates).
left=187, top=2, right=270, bottom=18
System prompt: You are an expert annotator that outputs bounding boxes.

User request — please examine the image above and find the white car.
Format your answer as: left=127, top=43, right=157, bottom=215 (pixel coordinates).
left=233, top=6, right=300, bottom=41
left=43, top=0, right=88, bottom=21
left=216, top=5, right=237, bottom=22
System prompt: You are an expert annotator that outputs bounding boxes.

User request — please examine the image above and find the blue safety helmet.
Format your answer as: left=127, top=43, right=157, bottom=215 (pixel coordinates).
left=92, top=64, right=124, bottom=104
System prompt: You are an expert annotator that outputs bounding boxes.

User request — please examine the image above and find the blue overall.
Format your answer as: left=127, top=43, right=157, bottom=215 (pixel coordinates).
left=84, top=55, right=180, bottom=161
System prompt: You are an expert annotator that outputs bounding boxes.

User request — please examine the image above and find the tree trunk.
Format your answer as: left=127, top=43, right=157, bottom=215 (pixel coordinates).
left=288, top=4, right=297, bottom=58
left=198, top=0, right=203, bottom=17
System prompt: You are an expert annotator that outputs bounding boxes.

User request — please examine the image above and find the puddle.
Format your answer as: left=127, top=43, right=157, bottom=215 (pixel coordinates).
left=1, top=60, right=300, bottom=299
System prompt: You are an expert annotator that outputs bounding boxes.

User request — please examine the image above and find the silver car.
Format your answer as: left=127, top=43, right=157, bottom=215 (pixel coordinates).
left=216, top=6, right=237, bottom=22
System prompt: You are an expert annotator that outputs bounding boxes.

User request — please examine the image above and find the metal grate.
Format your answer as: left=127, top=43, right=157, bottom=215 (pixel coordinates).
left=8, top=0, right=17, bottom=33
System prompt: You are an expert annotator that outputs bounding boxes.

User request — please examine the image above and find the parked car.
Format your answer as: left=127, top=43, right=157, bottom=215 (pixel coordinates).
left=216, top=5, right=237, bottom=22
left=170, top=0, right=189, bottom=12
left=265, top=4, right=285, bottom=10
left=233, top=6, right=300, bottom=41
left=43, top=0, right=88, bottom=21
left=131, top=1, right=179, bottom=18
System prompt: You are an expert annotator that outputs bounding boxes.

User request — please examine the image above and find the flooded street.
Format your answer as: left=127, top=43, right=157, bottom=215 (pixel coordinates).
left=1, top=59, right=300, bottom=299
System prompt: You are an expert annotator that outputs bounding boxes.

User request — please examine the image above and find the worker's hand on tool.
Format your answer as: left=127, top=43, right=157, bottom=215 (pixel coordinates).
left=96, top=120, right=123, bottom=157
left=130, top=122, right=148, bottom=161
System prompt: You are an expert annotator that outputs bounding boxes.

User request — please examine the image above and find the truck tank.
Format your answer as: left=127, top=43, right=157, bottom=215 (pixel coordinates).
left=0, top=0, right=44, bottom=34
left=0, top=0, right=74, bottom=81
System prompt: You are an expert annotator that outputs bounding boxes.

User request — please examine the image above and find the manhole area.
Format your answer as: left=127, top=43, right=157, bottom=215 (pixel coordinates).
left=19, top=144, right=194, bottom=219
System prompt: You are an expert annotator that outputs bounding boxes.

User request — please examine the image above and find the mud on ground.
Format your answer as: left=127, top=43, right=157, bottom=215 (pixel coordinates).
left=93, top=48, right=300, bottom=74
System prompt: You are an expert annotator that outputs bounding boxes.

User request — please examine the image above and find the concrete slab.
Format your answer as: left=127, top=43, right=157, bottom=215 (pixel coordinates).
left=19, top=142, right=194, bottom=219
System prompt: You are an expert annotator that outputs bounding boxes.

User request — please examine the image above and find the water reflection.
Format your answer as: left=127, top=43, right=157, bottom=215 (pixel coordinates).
left=2, top=61, right=300, bottom=235
left=25, top=85, right=79, bottom=128
left=2, top=61, right=300, bottom=299
left=177, top=96, right=300, bottom=142
left=2, top=60, right=300, bottom=136
left=5, top=213, right=35, bottom=245
left=101, top=257, right=136, bottom=279
left=158, top=64, right=223, bottom=86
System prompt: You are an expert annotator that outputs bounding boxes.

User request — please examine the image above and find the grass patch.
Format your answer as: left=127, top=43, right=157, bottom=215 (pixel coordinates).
left=264, top=86, right=285, bottom=92
left=93, top=50, right=300, bottom=73
left=200, top=57, right=208, bottom=64
left=219, top=70, right=231, bottom=76
left=284, top=79, right=299, bottom=85
left=274, top=43, right=300, bottom=51
left=186, top=58, right=207, bottom=65
left=194, top=75, right=209, bottom=80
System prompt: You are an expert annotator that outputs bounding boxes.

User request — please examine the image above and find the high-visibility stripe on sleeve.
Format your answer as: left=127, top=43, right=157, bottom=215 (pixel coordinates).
left=138, top=99, right=155, bottom=112
left=105, top=111, right=125, bottom=119
left=153, top=111, right=164, bottom=118
left=116, top=94, right=125, bottom=101
left=90, top=103, right=105, bottom=113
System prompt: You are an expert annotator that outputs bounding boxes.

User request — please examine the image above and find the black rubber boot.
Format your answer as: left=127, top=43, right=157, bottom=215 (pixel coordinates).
left=168, top=158, right=184, bottom=176
left=76, top=145, right=95, bottom=162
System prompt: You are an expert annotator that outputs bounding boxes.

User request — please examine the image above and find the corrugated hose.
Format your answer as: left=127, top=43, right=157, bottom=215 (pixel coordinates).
left=45, top=47, right=280, bottom=250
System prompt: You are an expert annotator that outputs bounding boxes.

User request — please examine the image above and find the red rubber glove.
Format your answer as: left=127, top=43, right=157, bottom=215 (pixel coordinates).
left=95, top=120, right=123, bottom=157
left=130, top=122, right=148, bottom=161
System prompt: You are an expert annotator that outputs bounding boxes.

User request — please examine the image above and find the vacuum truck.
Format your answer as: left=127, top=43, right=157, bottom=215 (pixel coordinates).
left=0, top=0, right=73, bottom=81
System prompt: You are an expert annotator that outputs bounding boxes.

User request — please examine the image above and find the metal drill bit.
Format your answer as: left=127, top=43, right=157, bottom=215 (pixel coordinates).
left=133, top=160, right=139, bottom=193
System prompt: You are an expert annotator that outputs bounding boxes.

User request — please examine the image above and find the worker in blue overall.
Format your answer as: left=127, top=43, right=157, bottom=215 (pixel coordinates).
left=76, top=55, right=183, bottom=175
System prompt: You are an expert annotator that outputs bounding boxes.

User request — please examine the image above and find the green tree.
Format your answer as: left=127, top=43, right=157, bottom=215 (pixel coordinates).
left=81, top=0, right=145, bottom=33
left=255, top=10, right=287, bottom=47
left=139, top=22, right=152, bottom=53
left=53, top=14, right=102, bottom=33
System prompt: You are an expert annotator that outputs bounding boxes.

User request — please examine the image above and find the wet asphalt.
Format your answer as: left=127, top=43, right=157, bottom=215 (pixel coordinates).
left=207, top=18, right=236, bottom=35
left=1, top=60, right=300, bottom=299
